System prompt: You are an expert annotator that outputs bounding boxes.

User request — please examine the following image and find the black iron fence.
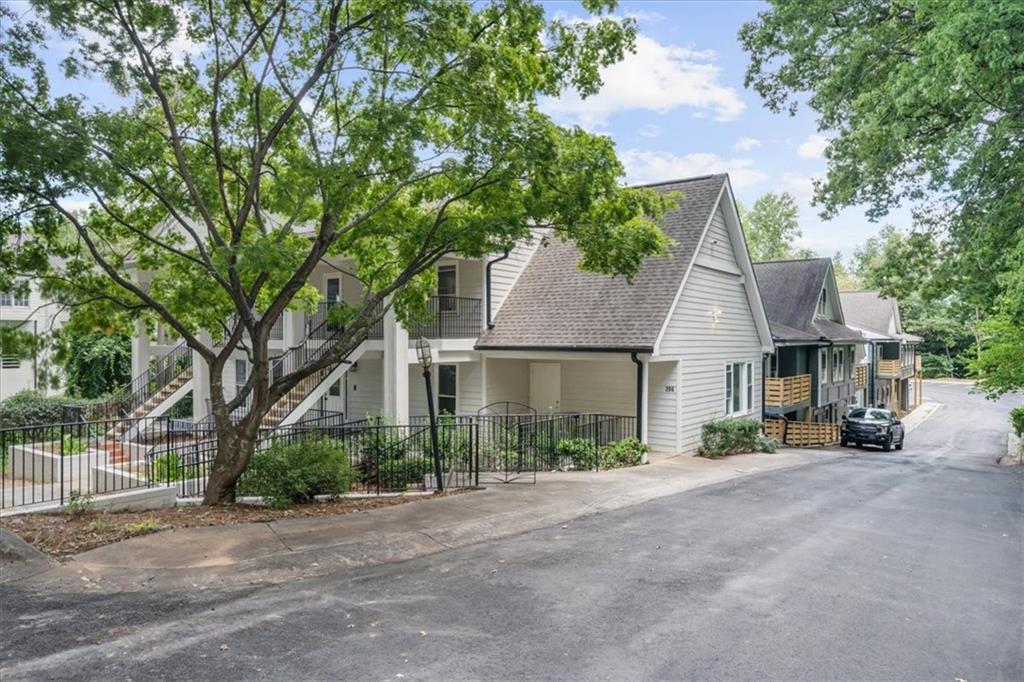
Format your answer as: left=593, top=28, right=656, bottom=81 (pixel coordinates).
left=406, top=296, right=482, bottom=338
left=1, top=412, right=638, bottom=510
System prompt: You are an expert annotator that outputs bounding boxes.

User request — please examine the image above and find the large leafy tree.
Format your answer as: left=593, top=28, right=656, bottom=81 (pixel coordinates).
left=0, top=0, right=672, bottom=503
left=741, top=0, right=1024, bottom=397
left=738, top=191, right=814, bottom=261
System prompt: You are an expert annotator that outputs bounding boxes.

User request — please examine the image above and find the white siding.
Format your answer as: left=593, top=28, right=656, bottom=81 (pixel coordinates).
left=558, top=360, right=634, bottom=415
left=646, top=360, right=679, bottom=453
left=459, top=360, right=483, bottom=414
left=346, top=357, right=384, bottom=419
left=483, top=358, right=529, bottom=407
left=659, top=204, right=764, bottom=452
left=488, top=230, right=547, bottom=316
left=408, top=364, right=429, bottom=417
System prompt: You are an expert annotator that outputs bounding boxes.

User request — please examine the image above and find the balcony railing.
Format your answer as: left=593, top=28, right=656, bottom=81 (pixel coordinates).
left=307, top=301, right=385, bottom=341
left=406, top=296, right=482, bottom=339
left=854, top=365, right=868, bottom=388
left=876, top=359, right=901, bottom=377
left=764, top=374, right=812, bottom=408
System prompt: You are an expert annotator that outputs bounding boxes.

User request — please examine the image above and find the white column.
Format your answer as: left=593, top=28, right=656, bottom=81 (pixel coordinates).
left=191, top=331, right=212, bottom=422
left=131, top=318, right=150, bottom=379
left=382, top=305, right=409, bottom=423
left=640, top=355, right=650, bottom=459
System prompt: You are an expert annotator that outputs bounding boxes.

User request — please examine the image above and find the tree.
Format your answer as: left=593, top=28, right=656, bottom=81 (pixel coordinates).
left=0, top=0, right=673, bottom=504
left=55, top=312, right=133, bottom=399
left=831, top=252, right=859, bottom=291
left=741, top=0, right=1024, bottom=396
left=738, top=191, right=808, bottom=261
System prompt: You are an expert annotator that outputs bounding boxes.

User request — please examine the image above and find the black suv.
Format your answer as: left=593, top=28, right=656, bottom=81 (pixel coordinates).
left=841, top=408, right=905, bottom=452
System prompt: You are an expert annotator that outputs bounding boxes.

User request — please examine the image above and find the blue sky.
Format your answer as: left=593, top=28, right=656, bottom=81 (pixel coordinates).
left=541, top=0, right=911, bottom=258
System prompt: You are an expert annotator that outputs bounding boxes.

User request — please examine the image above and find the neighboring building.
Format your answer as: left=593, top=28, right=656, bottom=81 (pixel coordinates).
left=126, top=173, right=774, bottom=454
left=753, top=258, right=866, bottom=425
left=0, top=280, right=68, bottom=399
left=839, top=291, right=922, bottom=414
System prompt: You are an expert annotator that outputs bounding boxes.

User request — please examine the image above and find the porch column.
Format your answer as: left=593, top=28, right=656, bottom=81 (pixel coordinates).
left=382, top=304, right=409, bottom=422
left=131, top=318, right=150, bottom=379
left=192, top=331, right=211, bottom=423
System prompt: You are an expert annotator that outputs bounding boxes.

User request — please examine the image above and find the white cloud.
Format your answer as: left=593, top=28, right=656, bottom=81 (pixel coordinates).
left=620, top=150, right=768, bottom=189
left=637, top=124, right=660, bottom=138
left=541, top=34, right=746, bottom=128
left=797, top=133, right=830, bottom=160
left=734, top=137, right=761, bottom=151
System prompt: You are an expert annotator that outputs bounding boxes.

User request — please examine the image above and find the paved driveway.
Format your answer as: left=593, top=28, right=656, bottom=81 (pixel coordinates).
left=1, top=381, right=1021, bottom=681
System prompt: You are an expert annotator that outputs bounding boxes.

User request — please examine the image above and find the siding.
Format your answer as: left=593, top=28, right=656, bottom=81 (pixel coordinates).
left=346, top=358, right=384, bottom=419
left=483, top=358, right=529, bottom=407
left=559, top=360, right=634, bottom=415
left=488, top=230, right=547, bottom=316
left=658, top=204, right=764, bottom=452
left=646, top=360, right=679, bottom=452
left=459, top=360, right=483, bottom=414
left=406, top=360, right=482, bottom=416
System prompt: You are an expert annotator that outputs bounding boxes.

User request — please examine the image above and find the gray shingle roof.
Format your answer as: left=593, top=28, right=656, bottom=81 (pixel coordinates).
left=476, top=174, right=728, bottom=350
left=840, top=290, right=921, bottom=342
left=752, top=259, right=863, bottom=343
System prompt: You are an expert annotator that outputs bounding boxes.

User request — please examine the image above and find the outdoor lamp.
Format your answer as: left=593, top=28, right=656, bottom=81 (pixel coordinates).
left=416, top=336, right=432, bottom=369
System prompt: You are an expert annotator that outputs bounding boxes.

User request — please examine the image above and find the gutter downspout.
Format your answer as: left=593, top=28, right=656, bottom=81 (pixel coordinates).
left=484, top=250, right=511, bottom=329
left=631, top=352, right=643, bottom=441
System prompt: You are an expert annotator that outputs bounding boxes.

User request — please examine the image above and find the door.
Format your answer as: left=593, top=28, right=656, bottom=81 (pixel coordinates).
left=529, top=363, right=561, bottom=413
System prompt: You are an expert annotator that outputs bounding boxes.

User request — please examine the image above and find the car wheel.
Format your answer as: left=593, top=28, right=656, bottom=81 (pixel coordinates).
left=882, top=436, right=892, bottom=453
left=841, top=437, right=848, bottom=447
left=896, top=435, right=904, bottom=451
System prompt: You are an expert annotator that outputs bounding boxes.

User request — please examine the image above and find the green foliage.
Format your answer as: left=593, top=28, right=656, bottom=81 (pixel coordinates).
left=756, top=434, right=779, bottom=454
left=64, top=490, right=93, bottom=516
left=1010, top=408, right=1024, bottom=439
left=0, top=390, right=92, bottom=429
left=150, top=453, right=182, bottom=483
left=59, top=434, right=87, bottom=456
left=57, top=329, right=131, bottom=399
left=698, top=419, right=765, bottom=458
left=556, top=437, right=598, bottom=470
left=738, top=192, right=809, bottom=262
left=598, top=437, right=648, bottom=469
left=239, top=437, right=353, bottom=508
left=123, top=519, right=167, bottom=536
left=741, top=0, right=1024, bottom=397
left=378, top=456, right=433, bottom=491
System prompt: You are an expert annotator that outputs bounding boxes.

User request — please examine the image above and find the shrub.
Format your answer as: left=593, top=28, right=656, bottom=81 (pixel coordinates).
left=698, top=418, right=764, bottom=458
left=755, top=434, right=779, bottom=454
left=240, top=437, right=353, bottom=508
left=378, top=456, right=433, bottom=491
left=556, top=437, right=598, bottom=470
left=150, top=453, right=182, bottom=483
left=1011, top=407, right=1024, bottom=439
left=0, top=390, right=93, bottom=429
left=599, top=438, right=649, bottom=468
left=60, top=434, right=87, bottom=455
left=64, top=490, right=94, bottom=516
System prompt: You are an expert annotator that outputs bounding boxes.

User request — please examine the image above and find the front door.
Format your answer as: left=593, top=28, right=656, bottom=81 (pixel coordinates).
left=529, top=363, right=561, bottom=413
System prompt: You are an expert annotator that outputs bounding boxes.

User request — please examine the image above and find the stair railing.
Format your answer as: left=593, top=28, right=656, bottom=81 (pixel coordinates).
left=91, top=341, right=193, bottom=419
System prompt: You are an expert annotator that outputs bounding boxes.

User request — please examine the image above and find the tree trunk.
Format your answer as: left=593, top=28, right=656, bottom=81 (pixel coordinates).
left=202, top=426, right=258, bottom=505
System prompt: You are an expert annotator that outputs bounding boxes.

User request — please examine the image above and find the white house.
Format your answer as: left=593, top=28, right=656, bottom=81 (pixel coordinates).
left=126, top=173, right=773, bottom=454
left=0, top=280, right=68, bottom=399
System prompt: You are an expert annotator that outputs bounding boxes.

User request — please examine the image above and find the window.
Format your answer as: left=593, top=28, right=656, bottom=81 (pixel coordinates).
left=815, top=288, right=828, bottom=317
left=832, top=347, right=845, bottom=382
left=328, top=379, right=341, bottom=397
left=2, top=355, right=20, bottom=369
left=270, top=316, right=284, bottom=341
left=234, top=359, right=247, bottom=394
left=437, top=364, right=457, bottom=414
left=437, top=264, right=457, bottom=313
left=0, top=284, right=28, bottom=307
left=325, top=276, right=341, bottom=302
left=819, top=348, right=829, bottom=387
left=725, top=362, right=752, bottom=415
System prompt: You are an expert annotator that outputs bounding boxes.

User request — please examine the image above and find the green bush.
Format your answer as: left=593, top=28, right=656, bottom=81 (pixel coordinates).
left=151, top=453, right=181, bottom=483
left=1011, top=407, right=1024, bottom=438
left=240, top=437, right=353, bottom=508
left=599, top=438, right=649, bottom=468
left=698, top=418, right=765, bottom=458
left=756, top=434, right=779, bottom=454
left=59, top=434, right=87, bottom=455
left=556, top=437, right=598, bottom=470
left=0, top=390, right=93, bottom=429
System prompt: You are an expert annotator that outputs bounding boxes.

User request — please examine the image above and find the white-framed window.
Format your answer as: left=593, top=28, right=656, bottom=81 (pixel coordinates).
left=725, top=362, right=753, bottom=415
left=815, top=288, right=828, bottom=318
left=437, top=264, right=457, bottom=313
left=438, top=364, right=457, bottom=414
left=328, top=379, right=342, bottom=397
left=0, top=285, right=29, bottom=307
left=234, top=359, right=247, bottom=394
left=832, top=347, right=845, bottom=382
left=325, top=276, right=342, bottom=302
left=819, top=348, right=829, bottom=387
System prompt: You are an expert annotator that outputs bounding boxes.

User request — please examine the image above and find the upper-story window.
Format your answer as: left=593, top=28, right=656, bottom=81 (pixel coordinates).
left=815, top=288, right=828, bottom=318
left=0, top=284, right=29, bottom=307
left=819, top=348, right=829, bottom=388
left=437, top=264, right=457, bottom=313
left=832, top=347, right=845, bottom=382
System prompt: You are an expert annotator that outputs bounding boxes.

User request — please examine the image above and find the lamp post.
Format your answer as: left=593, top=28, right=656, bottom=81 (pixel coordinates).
left=416, top=337, right=444, bottom=492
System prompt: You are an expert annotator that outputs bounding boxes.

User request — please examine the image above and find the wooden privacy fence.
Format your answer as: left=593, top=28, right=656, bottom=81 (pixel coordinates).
left=764, top=374, right=812, bottom=407
left=876, top=359, right=901, bottom=377
left=764, top=418, right=839, bottom=447
left=854, top=365, right=867, bottom=388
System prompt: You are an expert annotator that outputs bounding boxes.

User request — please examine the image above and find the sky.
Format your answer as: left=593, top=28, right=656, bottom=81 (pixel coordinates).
left=540, top=0, right=912, bottom=259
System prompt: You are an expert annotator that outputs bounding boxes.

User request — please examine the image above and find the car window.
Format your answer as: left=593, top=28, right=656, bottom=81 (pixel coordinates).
left=865, top=409, right=890, bottom=421
left=848, top=409, right=866, bottom=419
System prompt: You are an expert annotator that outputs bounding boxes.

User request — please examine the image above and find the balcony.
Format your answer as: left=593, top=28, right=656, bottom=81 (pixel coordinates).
left=406, top=296, right=482, bottom=339
left=876, top=359, right=901, bottom=378
left=306, top=301, right=384, bottom=341
left=764, top=374, right=812, bottom=408
left=854, top=365, right=867, bottom=388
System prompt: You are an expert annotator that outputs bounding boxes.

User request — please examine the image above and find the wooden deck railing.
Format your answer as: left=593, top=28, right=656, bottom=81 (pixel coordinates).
left=764, top=418, right=840, bottom=447
left=854, top=365, right=867, bottom=388
left=764, top=374, right=812, bottom=407
left=915, top=355, right=922, bottom=371
left=876, top=359, right=901, bottom=377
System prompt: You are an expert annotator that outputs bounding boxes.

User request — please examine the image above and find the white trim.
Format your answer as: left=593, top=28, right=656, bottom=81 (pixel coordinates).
left=323, top=273, right=342, bottom=302
left=674, top=360, right=683, bottom=452
left=724, top=359, right=757, bottom=417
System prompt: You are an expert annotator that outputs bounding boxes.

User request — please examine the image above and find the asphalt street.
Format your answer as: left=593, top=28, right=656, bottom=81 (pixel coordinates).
left=1, top=381, right=1021, bottom=681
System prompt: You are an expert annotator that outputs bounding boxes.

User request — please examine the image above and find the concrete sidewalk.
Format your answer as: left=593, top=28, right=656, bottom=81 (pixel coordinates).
left=10, top=448, right=845, bottom=593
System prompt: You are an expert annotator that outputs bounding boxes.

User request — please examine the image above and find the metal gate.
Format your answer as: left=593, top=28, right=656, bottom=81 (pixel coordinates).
left=475, top=402, right=538, bottom=484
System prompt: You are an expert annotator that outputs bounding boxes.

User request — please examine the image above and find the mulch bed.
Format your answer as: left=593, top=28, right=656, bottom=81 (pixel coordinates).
left=1, top=492, right=464, bottom=559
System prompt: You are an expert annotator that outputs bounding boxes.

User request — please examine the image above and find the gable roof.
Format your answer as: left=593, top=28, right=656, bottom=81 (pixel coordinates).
left=839, top=291, right=922, bottom=343
left=752, top=258, right=864, bottom=344
left=476, top=174, right=729, bottom=351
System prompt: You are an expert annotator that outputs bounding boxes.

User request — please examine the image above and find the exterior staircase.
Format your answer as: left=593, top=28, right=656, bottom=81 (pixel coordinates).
left=96, top=341, right=193, bottom=440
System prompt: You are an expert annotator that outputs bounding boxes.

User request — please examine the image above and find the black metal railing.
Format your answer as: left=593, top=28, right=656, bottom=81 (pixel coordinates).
left=406, top=296, right=482, bottom=339
left=307, top=300, right=386, bottom=340
left=89, top=342, right=193, bottom=420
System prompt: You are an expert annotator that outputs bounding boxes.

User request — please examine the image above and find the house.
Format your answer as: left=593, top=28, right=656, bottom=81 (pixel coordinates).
left=839, top=291, right=922, bottom=414
left=125, top=173, right=773, bottom=454
left=0, top=280, right=67, bottom=399
left=752, top=258, right=867, bottom=428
